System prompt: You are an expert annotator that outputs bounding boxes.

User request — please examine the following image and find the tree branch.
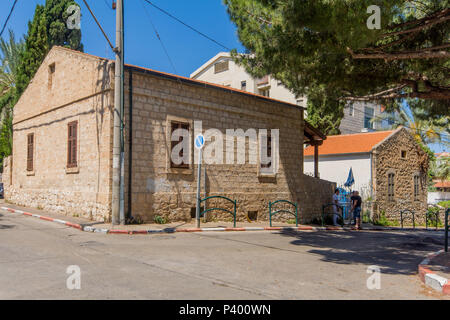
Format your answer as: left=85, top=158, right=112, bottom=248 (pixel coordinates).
left=348, top=45, right=450, bottom=60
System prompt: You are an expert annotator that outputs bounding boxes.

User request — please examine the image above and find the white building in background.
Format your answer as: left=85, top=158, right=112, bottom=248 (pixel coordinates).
left=304, top=130, right=396, bottom=197
left=191, top=52, right=387, bottom=134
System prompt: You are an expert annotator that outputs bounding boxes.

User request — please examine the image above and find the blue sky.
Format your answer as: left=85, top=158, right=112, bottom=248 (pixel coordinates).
left=0, top=0, right=244, bottom=77
left=0, top=0, right=447, bottom=153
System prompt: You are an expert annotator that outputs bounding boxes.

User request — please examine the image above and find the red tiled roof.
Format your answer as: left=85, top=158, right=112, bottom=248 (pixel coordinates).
left=434, top=180, right=450, bottom=188
left=304, top=130, right=395, bottom=156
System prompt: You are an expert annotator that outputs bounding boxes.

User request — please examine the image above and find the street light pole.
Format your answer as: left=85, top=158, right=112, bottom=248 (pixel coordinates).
left=112, top=0, right=124, bottom=225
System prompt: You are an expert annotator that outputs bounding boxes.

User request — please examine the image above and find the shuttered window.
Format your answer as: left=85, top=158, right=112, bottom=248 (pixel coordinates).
left=67, top=121, right=78, bottom=168
left=214, top=61, right=229, bottom=74
left=170, top=121, right=189, bottom=169
left=387, top=173, right=395, bottom=201
left=27, top=133, right=34, bottom=171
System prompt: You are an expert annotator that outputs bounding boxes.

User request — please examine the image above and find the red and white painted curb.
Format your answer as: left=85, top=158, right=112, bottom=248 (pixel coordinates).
left=1, top=206, right=444, bottom=236
left=418, top=250, right=450, bottom=295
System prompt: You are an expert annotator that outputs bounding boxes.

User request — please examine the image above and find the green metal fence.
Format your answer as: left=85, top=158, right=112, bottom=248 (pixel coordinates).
left=400, top=209, right=415, bottom=229
left=199, top=195, right=237, bottom=228
left=321, top=203, right=344, bottom=227
left=425, top=205, right=440, bottom=230
left=269, top=200, right=298, bottom=227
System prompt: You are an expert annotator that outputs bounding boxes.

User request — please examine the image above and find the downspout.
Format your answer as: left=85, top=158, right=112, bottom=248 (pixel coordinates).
left=127, top=70, right=133, bottom=220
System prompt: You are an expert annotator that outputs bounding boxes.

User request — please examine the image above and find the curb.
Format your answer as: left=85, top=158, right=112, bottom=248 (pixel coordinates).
left=1, top=206, right=445, bottom=236
left=418, top=250, right=450, bottom=295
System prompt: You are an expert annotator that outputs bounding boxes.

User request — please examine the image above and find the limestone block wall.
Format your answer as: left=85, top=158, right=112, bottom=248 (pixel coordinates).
left=372, top=128, right=429, bottom=223
left=6, top=47, right=114, bottom=222
left=123, top=68, right=335, bottom=223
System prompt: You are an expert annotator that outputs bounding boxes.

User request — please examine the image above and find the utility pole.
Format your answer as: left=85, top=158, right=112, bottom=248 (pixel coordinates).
left=112, top=0, right=124, bottom=225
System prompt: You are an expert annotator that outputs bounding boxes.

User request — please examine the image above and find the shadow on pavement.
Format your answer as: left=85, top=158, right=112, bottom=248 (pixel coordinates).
left=277, top=229, right=444, bottom=275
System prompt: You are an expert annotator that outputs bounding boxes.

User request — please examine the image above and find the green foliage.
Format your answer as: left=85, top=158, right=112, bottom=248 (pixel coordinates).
left=154, top=215, right=168, bottom=224
left=224, top=0, right=450, bottom=131
left=45, top=0, right=83, bottom=51
left=16, top=0, right=83, bottom=97
left=373, top=210, right=399, bottom=226
left=437, top=200, right=450, bottom=208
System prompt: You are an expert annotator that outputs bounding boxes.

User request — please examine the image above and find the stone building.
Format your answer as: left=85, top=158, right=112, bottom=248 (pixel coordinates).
left=3, top=46, right=335, bottom=224
left=304, top=127, right=429, bottom=222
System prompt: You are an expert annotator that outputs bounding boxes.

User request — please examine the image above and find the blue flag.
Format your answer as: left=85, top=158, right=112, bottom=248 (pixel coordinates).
left=344, top=167, right=355, bottom=187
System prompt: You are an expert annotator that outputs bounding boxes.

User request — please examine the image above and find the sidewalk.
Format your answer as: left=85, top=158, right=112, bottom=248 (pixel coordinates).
left=418, top=250, right=450, bottom=295
left=1, top=201, right=446, bottom=235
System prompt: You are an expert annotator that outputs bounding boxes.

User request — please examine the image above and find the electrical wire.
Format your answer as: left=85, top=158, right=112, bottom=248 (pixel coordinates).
left=0, top=0, right=18, bottom=38
left=142, top=0, right=231, bottom=51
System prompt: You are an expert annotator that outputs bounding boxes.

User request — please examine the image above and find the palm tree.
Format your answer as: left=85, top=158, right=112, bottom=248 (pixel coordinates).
left=372, top=102, right=447, bottom=146
left=0, top=29, right=24, bottom=97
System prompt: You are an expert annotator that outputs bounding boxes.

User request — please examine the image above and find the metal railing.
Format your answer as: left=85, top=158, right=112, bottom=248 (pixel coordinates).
left=269, top=200, right=298, bottom=227
left=425, top=205, right=440, bottom=230
left=400, top=209, right=415, bottom=229
left=199, top=196, right=237, bottom=228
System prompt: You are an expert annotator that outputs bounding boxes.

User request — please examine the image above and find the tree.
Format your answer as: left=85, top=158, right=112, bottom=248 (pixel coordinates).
left=16, top=0, right=83, bottom=97
left=0, top=30, right=24, bottom=170
left=15, top=5, right=49, bottom=97
left=224, top=0, right=449, bottom=133
left=45, top=0, right=83, bottom=51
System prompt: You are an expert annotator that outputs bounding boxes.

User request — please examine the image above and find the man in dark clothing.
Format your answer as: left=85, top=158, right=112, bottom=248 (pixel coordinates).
left=350, top=190, right=362, bottom=230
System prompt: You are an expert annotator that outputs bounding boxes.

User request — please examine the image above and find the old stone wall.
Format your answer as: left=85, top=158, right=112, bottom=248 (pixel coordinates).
left=372, top=128, right=429, bottom=224
left=123, top=68, right=335, bottom=224
left=6, top=47, right=114, bottom=222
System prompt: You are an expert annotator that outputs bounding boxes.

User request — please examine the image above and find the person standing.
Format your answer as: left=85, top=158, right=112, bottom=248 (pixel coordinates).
left=350, top=190, right=362, bottom=230
left=332, top=189, right=341, bottom=226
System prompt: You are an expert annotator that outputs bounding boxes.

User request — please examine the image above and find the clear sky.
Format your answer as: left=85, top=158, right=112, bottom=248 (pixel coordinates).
left=0, top=0, right=447, bottom=153
left=0, top=0, right=245, bottom=77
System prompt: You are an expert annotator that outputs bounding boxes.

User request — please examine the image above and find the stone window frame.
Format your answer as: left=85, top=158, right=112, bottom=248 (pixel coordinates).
left=257, top=130, right=278, bottom=178
left=26, top=132, right=36, bottom=176
left=65, top=119, right=80, bottom=174
left=387, top=169, right=396, bottom=201
left=165, top=115, right=193, bottom=175
left=400, top=149, right=407, bottom=160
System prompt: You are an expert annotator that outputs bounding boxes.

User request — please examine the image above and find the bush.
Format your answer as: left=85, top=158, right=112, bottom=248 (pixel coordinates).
left=437, top=200, right=450, bottom=208
left=373, top=210, right=399, bottom=227
left=154, top=215, right=167, bottom=224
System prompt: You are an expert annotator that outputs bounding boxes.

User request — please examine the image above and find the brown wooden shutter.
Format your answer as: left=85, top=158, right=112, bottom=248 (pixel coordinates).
left=27, top=133, right=34, bottom=171
left=170, top=121, right=189, bottom=168
left=67, top=121, right=78, bottom=168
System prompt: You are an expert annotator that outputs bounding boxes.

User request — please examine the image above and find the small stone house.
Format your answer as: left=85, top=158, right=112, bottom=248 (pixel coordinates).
left=3, top=46, right=335, bottom=223
left=304, top=128, right=429, bottom=222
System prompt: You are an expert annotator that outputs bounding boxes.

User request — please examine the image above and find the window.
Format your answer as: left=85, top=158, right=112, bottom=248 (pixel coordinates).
left=67, top=121, right=78, bottom=168
left=296, top=99, right=304, bottom=107
left=414, top=175, right=420, bottom=199
left=241, top=80, right=247, bottom=91
left=170, top=121, right=190, bottom=168
left=214, top=61, right=229, bottom=74
left=48, top=63, right=55, bottom=90
left=260, top=133, right=272, bottom=169
left=387, top=173, right=395, bottom=201
left=349, top=104, right=354, bottom=116
left=364, top=106, right=374, bottom=129
left=27, top=133, right=34, bottom=172
left=258, top=88, right=270, bottom=97
left=401, top=150, right=407, bottom=159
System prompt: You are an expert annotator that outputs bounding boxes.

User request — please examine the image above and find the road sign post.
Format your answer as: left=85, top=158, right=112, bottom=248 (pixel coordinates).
left=195, top=134, right=205, bottom=228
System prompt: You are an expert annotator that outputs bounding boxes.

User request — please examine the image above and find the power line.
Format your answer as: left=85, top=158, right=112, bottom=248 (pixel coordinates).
left=0, top=0, right=18, bottom=38
left=81, top=0, right=115, bottom=51
left=139, top=0, right=178, bottom=75
left=142, top=0, right=231, bottom=51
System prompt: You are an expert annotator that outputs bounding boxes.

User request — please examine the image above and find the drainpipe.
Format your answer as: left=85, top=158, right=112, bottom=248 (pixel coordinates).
left=127, top=69, right=133, bottom=220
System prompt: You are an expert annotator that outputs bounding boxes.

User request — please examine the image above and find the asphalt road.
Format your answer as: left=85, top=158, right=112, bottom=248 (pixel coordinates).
left=0, top=209, right=448, bottom=300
